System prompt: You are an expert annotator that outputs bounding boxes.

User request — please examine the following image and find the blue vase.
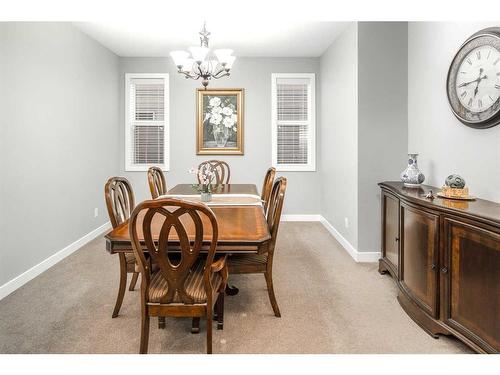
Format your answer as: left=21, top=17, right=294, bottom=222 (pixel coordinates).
left=401, top=154, right=425, bottom=187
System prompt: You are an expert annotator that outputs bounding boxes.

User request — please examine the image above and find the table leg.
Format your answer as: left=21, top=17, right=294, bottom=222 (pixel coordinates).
left=191, top=317, right=200, bottom=334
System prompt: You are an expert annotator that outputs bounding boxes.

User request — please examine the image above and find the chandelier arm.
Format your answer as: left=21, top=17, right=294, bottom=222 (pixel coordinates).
left=212, top=71, right=230, bottom=80
left=211, top=66, right=225, bottom=77
left=212, top=67, right=230, bottom=78
left=178, top=70, right=201, bottom=80
left=195, top=63, right=205, bottom=76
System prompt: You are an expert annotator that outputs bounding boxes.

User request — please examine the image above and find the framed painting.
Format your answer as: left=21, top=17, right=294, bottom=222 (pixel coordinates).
left=196, top=88, right=244, bottom=155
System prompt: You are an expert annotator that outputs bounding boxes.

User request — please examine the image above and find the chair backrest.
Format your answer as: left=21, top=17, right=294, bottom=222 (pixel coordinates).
left=197, top=160, right=230, bottom=185
left=129, top=198, right=219, bottom=305
left=148, top=166, right=167, bottom=199
left=261, top=167, right=276, bottom=214
left=266, top=177, right=287, bottom=252
left=105, top=177, right=135, bottom=229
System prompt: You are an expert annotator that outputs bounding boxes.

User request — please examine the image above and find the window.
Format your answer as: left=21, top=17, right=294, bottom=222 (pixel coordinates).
left=125, top=73, right=169, bottom=171
left=271, top=73, right=316, bottom=171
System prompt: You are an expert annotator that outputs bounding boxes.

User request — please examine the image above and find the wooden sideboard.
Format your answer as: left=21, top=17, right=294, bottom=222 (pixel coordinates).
left=378, top=181, right=500, bottom=354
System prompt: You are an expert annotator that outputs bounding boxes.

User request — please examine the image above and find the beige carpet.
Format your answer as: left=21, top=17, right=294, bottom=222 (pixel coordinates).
left=0, top=222, right=472, bottom=354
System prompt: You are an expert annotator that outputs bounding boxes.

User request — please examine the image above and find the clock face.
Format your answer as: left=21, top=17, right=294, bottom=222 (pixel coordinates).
left=455, top=46, right=500, bottom=112
left=447, top=28, right=500, bottom=128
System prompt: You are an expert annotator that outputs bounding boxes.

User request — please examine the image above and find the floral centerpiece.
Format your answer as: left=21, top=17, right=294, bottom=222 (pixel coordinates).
left=189, top=165, right=216, bottom=202
left=205, top=96, right=238, bottom=147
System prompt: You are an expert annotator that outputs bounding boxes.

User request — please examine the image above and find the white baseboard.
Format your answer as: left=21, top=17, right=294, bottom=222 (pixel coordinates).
left=281, top=214, right=322, bottom=222
left=356, top=251, right=381, bottom=262
left=282, top=214, right=380, bottom=263
left=0, top=221, right=111, bottom=301
left=319, top=216, right=358, bottom=260
left=319, top=216, right=380, bottom=262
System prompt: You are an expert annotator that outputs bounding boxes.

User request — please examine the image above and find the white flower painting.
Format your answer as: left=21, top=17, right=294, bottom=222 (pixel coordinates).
left=197, top=89, right=244, bottom=155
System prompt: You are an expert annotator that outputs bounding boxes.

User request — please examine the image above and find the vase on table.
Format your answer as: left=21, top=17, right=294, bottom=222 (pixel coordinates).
left=200, top=187, right=212, bottom=202
left=401, top=153, right=425, bottom=187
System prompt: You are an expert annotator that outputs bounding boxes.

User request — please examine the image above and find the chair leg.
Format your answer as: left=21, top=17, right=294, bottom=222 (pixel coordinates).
left=264, top=271, right=281, bottom=317
left=191, top=317, right=200, bottom=334
left=206, top=308, right=213, bottom=354
left=112, top=253, right=127, bottom=318
left=129, top=272, right=139, bottom=291
left=140, top=307, right=150, bottom=354
left=216, top=293, right=224, bottom=330
left=158, top=316, right=166, bottom=329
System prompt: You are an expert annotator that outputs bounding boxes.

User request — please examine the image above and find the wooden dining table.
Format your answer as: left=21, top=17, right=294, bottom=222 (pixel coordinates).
left=104, top=183, right=271, bottom=295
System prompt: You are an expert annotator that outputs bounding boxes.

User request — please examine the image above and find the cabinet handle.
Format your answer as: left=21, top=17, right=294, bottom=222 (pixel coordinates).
left=431, top=263, right=437, bottom=270
left=395, top=237, right=399, bottom=242
left=441, top=267, right=448, bottom=274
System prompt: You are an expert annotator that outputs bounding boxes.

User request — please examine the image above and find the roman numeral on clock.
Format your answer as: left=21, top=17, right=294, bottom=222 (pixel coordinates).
left=467, top=58, right=472, bottom=65
left=495, top=84, right=500, bottom=89
left=476, top=50, right=481, bottom=60
left=478, top=99, right=482, bottom=108
left=461, top=91, right=467, bottom=98
left=468, top=98, right=473, bottom=106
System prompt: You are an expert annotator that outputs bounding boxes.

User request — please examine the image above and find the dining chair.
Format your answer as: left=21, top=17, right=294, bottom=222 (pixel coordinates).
left=198, top=160, right=230, bottom=185
left=104, top=177, right=140, bottom=318
left=227, top=177, right=287, bottom=317
left=147, top=166, right=167, bottom=199
left=261, top=167, right=276, bottom=214
left=129, top=198, right=228, bottom=354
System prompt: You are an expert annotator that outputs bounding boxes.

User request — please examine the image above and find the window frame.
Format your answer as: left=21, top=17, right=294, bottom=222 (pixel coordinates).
left=125, top=73, right=170, bottom=172
left=271, top=73, right=316, bottom=172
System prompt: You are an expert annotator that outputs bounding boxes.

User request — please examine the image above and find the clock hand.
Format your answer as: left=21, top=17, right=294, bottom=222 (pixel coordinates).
left=458, top=79, right=479, bottom=87
left=458, top=70, right=488, bottom=88
left=473, top=69, right=488, bottom=98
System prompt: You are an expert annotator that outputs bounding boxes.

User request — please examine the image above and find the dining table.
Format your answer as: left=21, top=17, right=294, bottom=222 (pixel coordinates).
left=104, top=183, right=271, bottom=296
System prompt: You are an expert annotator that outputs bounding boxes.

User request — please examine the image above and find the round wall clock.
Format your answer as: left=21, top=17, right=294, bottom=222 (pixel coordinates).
left=447, top=27, right=500, bottom=129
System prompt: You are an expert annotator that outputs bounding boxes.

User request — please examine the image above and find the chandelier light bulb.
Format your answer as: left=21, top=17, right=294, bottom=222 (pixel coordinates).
left=214, top=49, right=234, bottom=64
left=170, top=50, right=190, bottom=68
left=225, top=55, right=236, bottom=69
left=189, top=46, right=209, bottom=64
left=182, top=58, right=195, bottom=73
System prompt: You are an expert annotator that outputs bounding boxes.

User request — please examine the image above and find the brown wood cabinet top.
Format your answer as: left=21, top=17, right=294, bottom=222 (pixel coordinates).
left=379, top=181, right=500, bottom=227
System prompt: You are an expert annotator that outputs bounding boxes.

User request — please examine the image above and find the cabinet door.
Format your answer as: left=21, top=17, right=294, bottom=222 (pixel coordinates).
left=400, top=203, right=439, bottom=318
left=442, top=219, right=500, bottom=352
left=381, top=191, right=400, bottom=274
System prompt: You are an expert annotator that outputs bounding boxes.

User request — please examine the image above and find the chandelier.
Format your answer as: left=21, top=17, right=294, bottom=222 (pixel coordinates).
left=170, top=22, right=236, bottom=88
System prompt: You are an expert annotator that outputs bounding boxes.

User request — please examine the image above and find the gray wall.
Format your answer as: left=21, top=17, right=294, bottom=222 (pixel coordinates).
left=319, top=23, right=359, bottom=247
left=119, top=57, right=321, bottom=214
left=319, top=22, right=409, bottom=253
left=408, top=22, right=500, bottom=202
left=0, top=23, right=120, bottom=286
left=357, top=22, right=408, bottom=253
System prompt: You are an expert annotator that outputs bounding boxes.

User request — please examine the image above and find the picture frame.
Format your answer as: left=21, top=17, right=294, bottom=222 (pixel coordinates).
left=196, top=88, right=244, bottom=155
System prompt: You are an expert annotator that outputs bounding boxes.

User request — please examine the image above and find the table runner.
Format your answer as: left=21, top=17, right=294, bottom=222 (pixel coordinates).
left=158, top=193, right=263, bottom=206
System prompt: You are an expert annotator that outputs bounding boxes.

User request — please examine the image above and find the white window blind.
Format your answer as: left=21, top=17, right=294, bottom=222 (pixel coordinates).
left=271, top=73, right=316, bottom=171
left=125, top=74, right=169, bottom=171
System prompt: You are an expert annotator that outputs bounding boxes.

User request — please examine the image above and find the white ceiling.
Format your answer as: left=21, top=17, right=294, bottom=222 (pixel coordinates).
left=74, top=21, right=349, bottom=57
